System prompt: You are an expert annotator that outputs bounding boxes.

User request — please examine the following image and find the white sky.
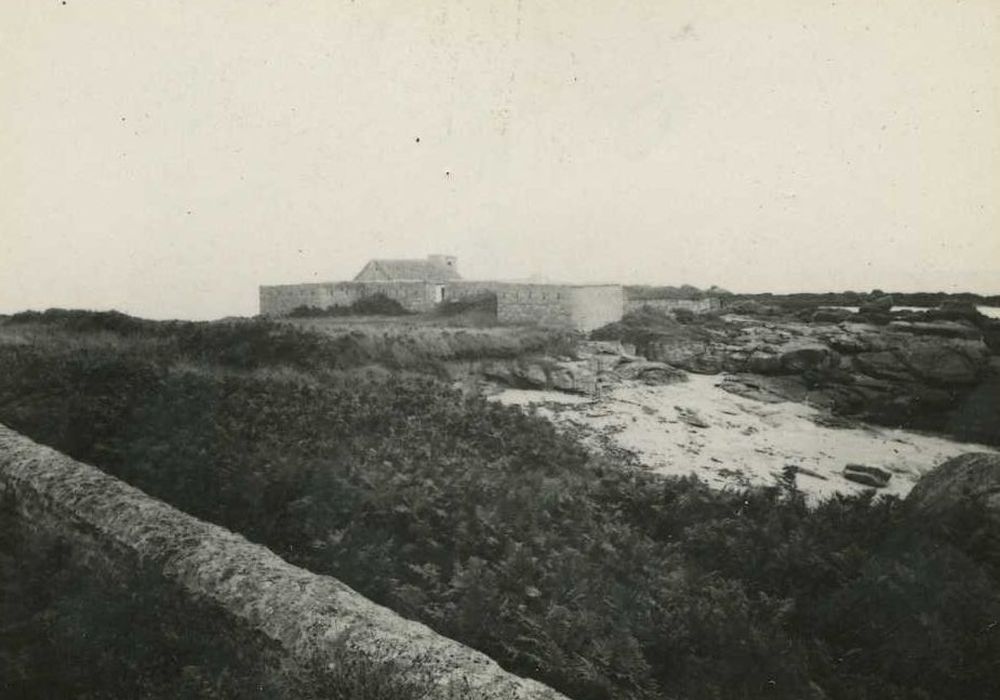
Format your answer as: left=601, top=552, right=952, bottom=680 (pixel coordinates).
left=2, top=0, right=998, bottom=319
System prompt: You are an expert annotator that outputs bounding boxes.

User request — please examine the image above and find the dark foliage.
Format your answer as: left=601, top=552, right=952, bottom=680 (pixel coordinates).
left=590, top=306, right=718, bottom=352
left=7, top=308, right=158, bottom=334
left=626, top=284, right=734, bottom=301
left=1, top=315, right=999, bottom=699
left=287, top=293, right=412, bottom=317
left=435, top=292, right=498, bottom=316
left=731, top=291, right=1000, bottom=312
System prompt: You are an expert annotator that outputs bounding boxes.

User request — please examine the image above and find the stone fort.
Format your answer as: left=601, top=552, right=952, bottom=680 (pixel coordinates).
left=259, top=255, right=626, bottom=332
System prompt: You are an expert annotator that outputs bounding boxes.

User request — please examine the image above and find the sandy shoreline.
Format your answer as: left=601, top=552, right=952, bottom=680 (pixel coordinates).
left=494, top=374, right=998, bottom=501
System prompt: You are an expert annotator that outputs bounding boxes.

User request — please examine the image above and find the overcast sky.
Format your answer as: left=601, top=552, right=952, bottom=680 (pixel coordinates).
left=2, top=0, right=997, bottom=319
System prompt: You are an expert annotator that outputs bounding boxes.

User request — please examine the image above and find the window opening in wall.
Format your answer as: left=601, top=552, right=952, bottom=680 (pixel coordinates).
left=434, top=285, right=445, bottom=303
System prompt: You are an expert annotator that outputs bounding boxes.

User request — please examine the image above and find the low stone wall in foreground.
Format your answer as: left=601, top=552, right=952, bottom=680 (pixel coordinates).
left=0, top=424, right=566, bottom=700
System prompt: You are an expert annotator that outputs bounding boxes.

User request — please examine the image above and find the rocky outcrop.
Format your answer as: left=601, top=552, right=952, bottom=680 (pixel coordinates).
left=450, top=357, right=599, bottom=395
left=467, top=305, right=997, bottom=444
left=645, top=338, right=730, bottom=374
left=631, top=313, right=997, bottom=445
left=859, top=294, right=894, bottom=313
left=450, top=341, right=689, bottom=395
left=887, top=320, right=982, bottom=341
left=906, top=452, right=1000, bottom=523
left=843, top=463, right=893, bottom=488
left=0, top=424, right=567, bottom=700
left=613, top=359, right=688, bottom=385
left=811, top=308, right=854, bottom=323
left=725, top=300, right=783, bottom=316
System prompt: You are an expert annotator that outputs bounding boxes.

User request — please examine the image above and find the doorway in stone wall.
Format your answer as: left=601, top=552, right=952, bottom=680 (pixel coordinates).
left=434, top=285, right=445, bottom=303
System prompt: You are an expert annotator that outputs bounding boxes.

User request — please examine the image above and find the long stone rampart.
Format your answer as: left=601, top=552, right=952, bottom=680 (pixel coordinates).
left=624, top=298, right=720, bottom=314
left=0, top=424, right=567, bottom=699
left=259, top=280, right=626, bottom=331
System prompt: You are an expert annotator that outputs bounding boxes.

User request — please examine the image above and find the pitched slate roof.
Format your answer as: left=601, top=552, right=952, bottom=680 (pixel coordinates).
left=354, top=259, right=461, bottom=282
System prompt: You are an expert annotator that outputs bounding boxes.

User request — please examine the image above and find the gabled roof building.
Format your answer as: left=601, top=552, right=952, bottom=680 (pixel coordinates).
left=354, top=255, right=460, bottom=282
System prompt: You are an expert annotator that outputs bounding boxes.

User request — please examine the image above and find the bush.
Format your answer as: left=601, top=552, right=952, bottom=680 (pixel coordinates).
left=435, top=292, right=498, bottom=317
left=287, top=294, right=411, bottom=318
left=673, top=307, right=695, bottom=323
left=6, top=308, right=154, bottom=334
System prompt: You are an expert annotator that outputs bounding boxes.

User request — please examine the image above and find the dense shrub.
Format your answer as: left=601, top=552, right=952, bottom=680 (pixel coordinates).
left=728, top=291, right=1000, bottom=312
left=591, top=306, right=718, bottom=351
left=626, top=284, right=707, bottom=300
left=7, top=307, right=156, bottom=334
left=1, top=315, right=998, bottom=699
left=435, top=292, right=498, bottom=317
left=287, top=293, right=411, bottom=317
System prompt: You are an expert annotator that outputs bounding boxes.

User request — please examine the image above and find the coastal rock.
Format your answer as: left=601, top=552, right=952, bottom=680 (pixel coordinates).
left=811, top=308, right=853, bottom=323
left=583, top=340, right=628, bottom=355
left=588, top=353, right=624, bottom=373
left=646, top=339, right=727, bottom=374
left=549, top=365, right=597, bottom=395
left=522, top=363, right=549, bottom=387
left=675, top=406, right=709, bottom=428
left=898, top=339, right=989, bottom=386
left=824, top=332, right=873, bottom=354
left=983, top=319, right=1000, bottom=355
left=717, top=375, right=805, bottom=404
left=725, top=300, right=782, bottom=316
left=853, top=351, right=915, bottom=382
left=480, top=360, right=548, bottom=389
left=843, top=463, right=892, bottom=488
left=859, top=295, right=894, bottom=313
left=746, top=351, right=783, bottom=374
left=596, top=306, right=998, bottom=445
left=887, top=320, right=982, bottom=341
left=925, top=301, right=983, bottom=323
left=780, top=344, right=839, bottom=373
left=906, top=452, right=1000, bottom=523
left=614, top=360, right=687, bottom=385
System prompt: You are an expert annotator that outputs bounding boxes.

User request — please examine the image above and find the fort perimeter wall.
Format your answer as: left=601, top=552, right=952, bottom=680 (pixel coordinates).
left=0, top=424, right=566, bottom=699
left=260, top=281, right=441, bottom=316
left=261, top=280, right=626, bottom=331
left=624, top=298, right=720, bottom=315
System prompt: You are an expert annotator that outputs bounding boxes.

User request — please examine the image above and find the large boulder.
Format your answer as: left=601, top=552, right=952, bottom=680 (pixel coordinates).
left=887, top=320, right=982, bottom=341
left=982, top=319, right=1000, bottom=355
left=843, top=463, right=893, bottom=488
left=646, top=339, right=727, bottom=374
left=859, top=295, right=894, bottom=313
left=897, top=339, right=989, bottom=386
left=925, top=301, right=983, bottom=323
left=725, top=300, right=783, bottom=317
left=906, top=453, right=1000, bottom=524
left=746, top=351, right=783, bottom=374
left=549, top=365, right=598, bottom=395
left=742, top=344, right=839, bottom=375
left=812, top=308, right=854, bottom=323
left=824, top=332, right=874, bottom=354
left=614, top=360, right=688, bottom=385
left=853, top=351, right=915, bottom=382
left=480, top=360, right=547, bottom=388
left=780, top=344, right=839, bottom=373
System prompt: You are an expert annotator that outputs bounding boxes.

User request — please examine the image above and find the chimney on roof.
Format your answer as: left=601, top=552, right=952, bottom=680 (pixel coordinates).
left=427, top=254, right=457, bottom=271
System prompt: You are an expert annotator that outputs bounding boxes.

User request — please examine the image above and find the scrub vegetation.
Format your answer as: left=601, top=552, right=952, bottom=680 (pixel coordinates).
left=1, top=310, right=998, bottom=699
